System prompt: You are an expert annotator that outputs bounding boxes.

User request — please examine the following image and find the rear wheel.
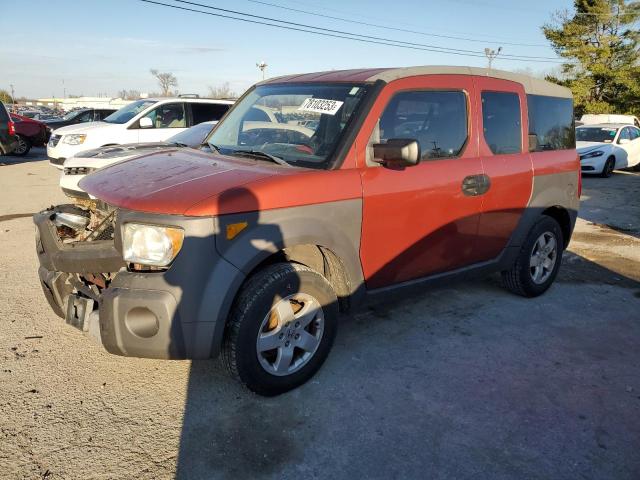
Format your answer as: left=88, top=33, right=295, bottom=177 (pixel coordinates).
left=12, top=135, right=31, bottom=156
left=600, top=156, right=615, bottom=178
left=501, top=216, right=563, bottom=297
left=222, top=263, right=338, bottom=396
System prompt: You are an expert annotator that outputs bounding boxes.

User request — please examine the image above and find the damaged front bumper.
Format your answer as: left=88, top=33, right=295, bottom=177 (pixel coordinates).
left=34, top=205, right=245, bottom=360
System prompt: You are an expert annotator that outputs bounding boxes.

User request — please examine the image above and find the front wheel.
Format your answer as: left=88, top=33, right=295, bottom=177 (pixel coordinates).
left=12, top=135, right=31, bottom=156
left=600, top=156, right=615, bottom=178
left=222, top=263, right=338, bottom=396
left=501, top=216, right=563, bottom=297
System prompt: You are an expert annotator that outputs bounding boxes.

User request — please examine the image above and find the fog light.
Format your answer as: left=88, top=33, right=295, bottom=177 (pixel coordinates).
left=125, top=307, right=160, bottom=338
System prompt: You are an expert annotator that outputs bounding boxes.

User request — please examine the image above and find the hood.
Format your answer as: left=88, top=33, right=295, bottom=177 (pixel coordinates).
left=79, top=149, right=292, bottom=215
left=63, top=144, right=177, bottom=170
left=576, top=141, right=612, bottom=154
left=50, top=121, right=112, bottom=135
left=75, top=142, right=174, bottom=160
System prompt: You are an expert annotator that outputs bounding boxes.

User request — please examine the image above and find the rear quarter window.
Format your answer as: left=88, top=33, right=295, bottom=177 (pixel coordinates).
left=481, top=92, right=522, bottom=155
left=527, top=94, right=575, bottom=152
left=191, top=103, right=231, bottom=124
left=0, top=103, right=9, bottom=122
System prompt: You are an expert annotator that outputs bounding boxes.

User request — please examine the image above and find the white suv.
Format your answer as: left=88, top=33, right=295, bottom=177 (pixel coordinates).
left=47, top=97, right=233, bottom=168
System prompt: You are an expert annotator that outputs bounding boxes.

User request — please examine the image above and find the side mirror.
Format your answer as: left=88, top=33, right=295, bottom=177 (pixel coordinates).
left=139, top=117, right=153, bottom=129
left=373, top=138, right=421, bottom=167
left=528, top=134, right=538, bottom=152
left=618, top=138, right=630, bottom=145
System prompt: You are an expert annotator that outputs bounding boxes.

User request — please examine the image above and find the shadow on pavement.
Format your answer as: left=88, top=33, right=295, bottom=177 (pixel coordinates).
left=175, top=237, right=640, bottom=479
left=0, top=147, right=48, bottom=166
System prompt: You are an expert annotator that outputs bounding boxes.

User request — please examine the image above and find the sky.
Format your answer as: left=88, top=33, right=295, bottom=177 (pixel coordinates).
left=0, top=0, right=574, bottom=99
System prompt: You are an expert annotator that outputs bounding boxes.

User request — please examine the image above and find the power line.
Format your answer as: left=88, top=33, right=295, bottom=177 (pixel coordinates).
left=173, top=0, right=561, bottom=60
left=141, top=0, right=565, bottom=63
left=244, top=0, right=549, bottom=48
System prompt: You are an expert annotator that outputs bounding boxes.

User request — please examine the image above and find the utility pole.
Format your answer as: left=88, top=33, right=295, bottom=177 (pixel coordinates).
left=256, top=61, right=268, bottom=80
left=9, top=84, right=15, bottom=105
left=484, top=47, right=502, bottom=70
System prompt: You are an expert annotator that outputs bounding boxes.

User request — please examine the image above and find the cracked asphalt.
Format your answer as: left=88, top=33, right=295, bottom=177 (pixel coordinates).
left=1, top=149, right=639, bottom=479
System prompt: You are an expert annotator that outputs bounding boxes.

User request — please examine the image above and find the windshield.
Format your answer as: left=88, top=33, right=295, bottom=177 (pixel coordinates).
left=104, top=100, right=157, bottom=124
left=207, top=83, right=371, bottom=169
left=167, top=122, right=215, bottom=146
left=576, top=127, right=618, bottom=143
left=62, top=110, right=83, bottom=121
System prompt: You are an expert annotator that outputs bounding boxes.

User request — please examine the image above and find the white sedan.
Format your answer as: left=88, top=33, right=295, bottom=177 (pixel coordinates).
left=577, top=123, right=640, bottom=177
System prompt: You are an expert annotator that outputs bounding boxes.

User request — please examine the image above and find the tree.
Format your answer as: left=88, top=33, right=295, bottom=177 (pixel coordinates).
left=150, top=69, right=178, bottom=97
left=207, top=82, right=237, bottom=99
left=543, top=0, right=640, bottom=117
left=0, top=89, right=12, bottom=104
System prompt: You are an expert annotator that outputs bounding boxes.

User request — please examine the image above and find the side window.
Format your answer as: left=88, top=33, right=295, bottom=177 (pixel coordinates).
left=527, top=94, right=575, bottom=152
left=618, top=127, right=631, bottom=143
left=191, top=103, right=230, bottom=124
left=378, top=90, right=468, bottom=159
left=482, top=91, right=522, bottom=155
left=77, top=111, right=94, bottom=123
left=144, top=103, right=186, bottom=128
left=630, top=127, right=640, bottom=140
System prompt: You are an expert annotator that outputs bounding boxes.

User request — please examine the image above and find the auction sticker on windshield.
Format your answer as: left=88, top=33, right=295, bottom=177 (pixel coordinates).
left=298, top=98, right=344, bottom=115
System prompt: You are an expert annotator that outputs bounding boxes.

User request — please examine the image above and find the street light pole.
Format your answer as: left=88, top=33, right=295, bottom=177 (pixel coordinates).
left=9, top=84, right=15, bottom=105
left=484, top=47, right=502, bottom=70
left=256, top=61, right=268, bottom=80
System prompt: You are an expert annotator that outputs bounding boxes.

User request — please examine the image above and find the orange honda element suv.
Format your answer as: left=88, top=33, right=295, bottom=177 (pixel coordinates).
left=34, top=67, right=579, bottom=395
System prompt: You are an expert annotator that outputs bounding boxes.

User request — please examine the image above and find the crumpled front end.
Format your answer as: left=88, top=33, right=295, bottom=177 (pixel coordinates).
left=34, top=202, right=244, bottom=360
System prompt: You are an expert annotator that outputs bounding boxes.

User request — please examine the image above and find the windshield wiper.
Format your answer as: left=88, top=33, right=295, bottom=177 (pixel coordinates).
left=230, top=149, right=290, bottom=167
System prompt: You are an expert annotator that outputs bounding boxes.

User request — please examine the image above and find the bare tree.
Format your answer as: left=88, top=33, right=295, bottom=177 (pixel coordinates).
left=207, top=82, right=237, bottom=99
left=150, top=69, right=178, bottom=97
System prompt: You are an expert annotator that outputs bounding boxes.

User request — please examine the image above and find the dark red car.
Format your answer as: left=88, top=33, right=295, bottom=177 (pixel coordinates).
left=10, top=114, right=51, bottom=156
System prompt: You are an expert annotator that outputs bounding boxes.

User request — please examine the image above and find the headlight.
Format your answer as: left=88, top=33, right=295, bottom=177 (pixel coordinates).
left=580, top=150, right=604, bottom=160
left=122, top=223, right=184, bottom=267
left=63, top=134, right=87, bottom=145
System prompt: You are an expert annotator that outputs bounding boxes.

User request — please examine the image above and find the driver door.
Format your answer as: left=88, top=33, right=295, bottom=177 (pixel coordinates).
left=358, top=75, right=485, bottom=289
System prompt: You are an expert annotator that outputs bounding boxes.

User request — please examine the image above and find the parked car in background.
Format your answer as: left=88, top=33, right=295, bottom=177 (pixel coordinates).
left=34, top=66, right=579, bottom=395
left=47, top=98, right=233, bottom=167
left=9, top=114, right=51, bottom=156
left=577, top=123, right=640, bottom=176
left=44, top=108, right=117, bottom=130
left=60, top=121, right=217, bottom=199
left=0, top=102, right=18, bottom=155
left=580, top=114, right=640, bottom=128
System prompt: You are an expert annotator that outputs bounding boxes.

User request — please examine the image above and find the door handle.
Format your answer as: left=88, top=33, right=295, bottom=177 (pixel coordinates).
left=462, top=174, right=491, bottom=196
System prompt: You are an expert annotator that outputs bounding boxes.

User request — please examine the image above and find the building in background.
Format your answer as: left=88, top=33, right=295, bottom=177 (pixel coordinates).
left=26, top=96, right=133, bottom=112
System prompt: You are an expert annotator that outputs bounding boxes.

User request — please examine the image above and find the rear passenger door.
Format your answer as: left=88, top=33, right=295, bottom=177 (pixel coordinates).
left=188, top=102, right=231, bottom=126
left=359, top=76, right=485, bottom=288
left=472, top=78, right=533, bottom=262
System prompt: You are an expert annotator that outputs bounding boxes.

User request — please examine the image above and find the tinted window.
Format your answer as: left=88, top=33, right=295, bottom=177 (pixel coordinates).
left=482, top=92, right=521, bottom=154
left=77, top=111, right=94, bottom=123
left=527, top=94, right=574, bottom=151
left=629, top=127, right=640, bottom=140
left=191, top=103, right=230, bottom=124
left=379, top=90, right=468, bottom=159
left=0, top=103, right=8, bottom=121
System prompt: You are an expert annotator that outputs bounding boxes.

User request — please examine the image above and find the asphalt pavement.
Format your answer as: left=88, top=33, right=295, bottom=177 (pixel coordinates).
left=1, top=149, right=639, bottom=480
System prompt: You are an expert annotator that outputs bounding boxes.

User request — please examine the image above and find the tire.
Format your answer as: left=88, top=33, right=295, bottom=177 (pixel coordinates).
left=600, top=156, right=615, bottom=178
left=222, top=262, right=339, bottom=396
left=501, top=216, right=564, bottom=298
left=12, top=135, right=31, bottom=157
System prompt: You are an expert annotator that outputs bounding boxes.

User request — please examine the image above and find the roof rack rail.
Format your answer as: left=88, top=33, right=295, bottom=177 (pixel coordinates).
left=178, top=94, right=200, bottom=98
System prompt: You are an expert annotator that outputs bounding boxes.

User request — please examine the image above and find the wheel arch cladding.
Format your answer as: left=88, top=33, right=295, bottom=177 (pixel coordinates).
left=215, top=199, right=364, bottom=310
left=541, top=205, right=572, bottom=249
